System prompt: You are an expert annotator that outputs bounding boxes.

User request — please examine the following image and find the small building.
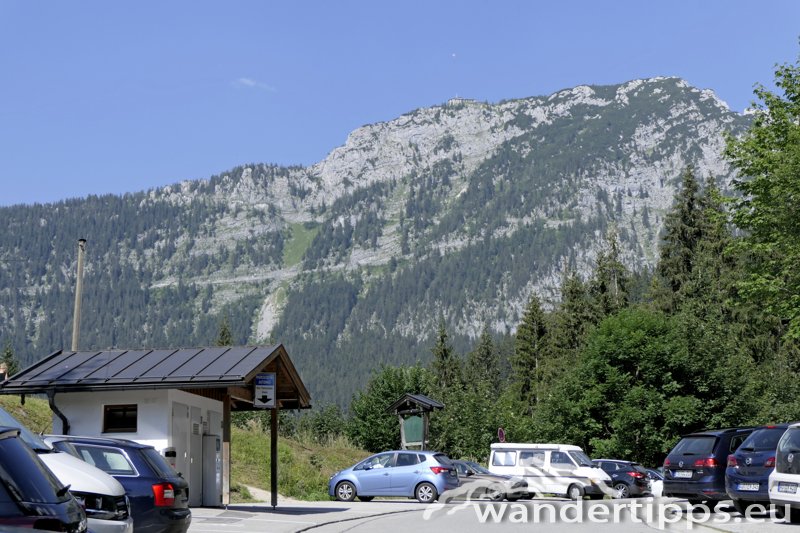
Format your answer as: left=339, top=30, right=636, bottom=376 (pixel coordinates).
left=0, top=344, right=311, bottom=507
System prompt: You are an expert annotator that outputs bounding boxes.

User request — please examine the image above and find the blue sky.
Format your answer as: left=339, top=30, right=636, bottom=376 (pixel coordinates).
left=1, top=0, right=799, bottom=207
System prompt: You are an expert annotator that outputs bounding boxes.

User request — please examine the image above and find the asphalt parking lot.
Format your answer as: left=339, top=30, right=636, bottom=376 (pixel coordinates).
left=187, top=498, right=800, bottom=533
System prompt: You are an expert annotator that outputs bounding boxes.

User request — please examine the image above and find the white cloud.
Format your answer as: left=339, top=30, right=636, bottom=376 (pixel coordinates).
left=232, top=77, right=277, bottom=92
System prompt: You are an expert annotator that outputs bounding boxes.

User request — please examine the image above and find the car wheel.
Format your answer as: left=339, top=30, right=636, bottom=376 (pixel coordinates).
left=335, top=481, right=356, bottom=502
left=614, top=483, right=630, bottom=499
left=567, top=484, right=583, bottom=501
left=485, top=484, right=504, bottom=501
left=357, top=496, right=374, bottom=502
left=416, top=482, right=438, bottom=503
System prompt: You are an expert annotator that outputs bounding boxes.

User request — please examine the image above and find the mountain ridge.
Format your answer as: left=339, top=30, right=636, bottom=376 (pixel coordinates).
left=0, top=76, right=749, bottom=405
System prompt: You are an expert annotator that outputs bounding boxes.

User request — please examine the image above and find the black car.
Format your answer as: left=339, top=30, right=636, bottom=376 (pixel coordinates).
left=450, top=460, right=527, bottom=501
left=47, top=435, right=190, bottom=533
left=593, top=459, right=651, bottom=498
left=0, top=427, right=87, bottom=533
left=725, top=423, right=793, bottom=514
left=663, top=427, right=754, bottom=505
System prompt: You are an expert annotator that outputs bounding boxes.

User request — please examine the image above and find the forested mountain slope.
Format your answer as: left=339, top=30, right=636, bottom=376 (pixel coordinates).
left=0, top=77, right=749, bottom=406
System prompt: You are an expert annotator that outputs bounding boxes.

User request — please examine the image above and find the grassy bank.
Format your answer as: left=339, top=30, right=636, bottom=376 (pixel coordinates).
left=0, top=395, right=52, bottom=433
left=231, top=424, right=367, bottom=501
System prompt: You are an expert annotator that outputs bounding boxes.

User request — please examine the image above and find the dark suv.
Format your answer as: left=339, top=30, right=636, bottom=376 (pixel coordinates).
left=663, top=427, right=754, bottom=505
left=47, top=435, right=190, bottom=533
left=726, top=423, right=793, bottom=514
left=593, top=459, right=651, bottom=498
left=0, top=427, right=87, bottom=532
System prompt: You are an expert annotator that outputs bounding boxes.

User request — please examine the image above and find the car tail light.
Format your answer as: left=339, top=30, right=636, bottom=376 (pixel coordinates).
left=765, top=456, right=776, bottom=468
left=430, top=466, right=448, bottom=475
left=727, top=456, right=738, bottom=467
left=663, top=458, right=671, bottom=468
left=694, top=458, right=718, bottom=468
left=153, top=482, right=175, bottom=507
left=628, top=471, right=645, bottom=479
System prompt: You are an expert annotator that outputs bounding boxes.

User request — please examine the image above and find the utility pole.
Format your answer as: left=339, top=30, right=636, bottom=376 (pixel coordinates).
left=71, top=239, right=86, bottom=351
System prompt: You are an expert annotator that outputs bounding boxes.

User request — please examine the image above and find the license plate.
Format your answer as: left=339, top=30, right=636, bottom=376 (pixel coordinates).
left=737, top=483, right=759, bottom=492
left=674, top=470, right=693, bottom=479
left=779, top=482, right=798, bottom=494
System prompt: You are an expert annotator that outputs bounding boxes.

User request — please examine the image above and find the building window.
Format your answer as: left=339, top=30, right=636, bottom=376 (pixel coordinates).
left=103, top=404, right=137, bottom=433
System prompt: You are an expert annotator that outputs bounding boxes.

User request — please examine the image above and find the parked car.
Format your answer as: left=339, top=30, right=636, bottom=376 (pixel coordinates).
left=488, top=443, right=612, bottom=500
left=593, top=459, right=651, bottom=498
left=0, top=407, right=132, bottom=533
left=449, top=460, right=527, bottom=501
left=328, top=450, right=458, bottom=503
left=726, top=423, right=793, bottom=515
left=0, top=426, right=87, bottom=533
left=769, top=422, right=800, bottom=523
left=646, top=468, right=664, bottom=498
left=46, top=435, right=191, bottom=533
left=663, top=427, right=754, bottom=505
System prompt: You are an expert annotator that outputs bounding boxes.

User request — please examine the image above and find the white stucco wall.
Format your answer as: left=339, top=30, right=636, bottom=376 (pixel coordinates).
left=51, top=389, right=223, bottom=451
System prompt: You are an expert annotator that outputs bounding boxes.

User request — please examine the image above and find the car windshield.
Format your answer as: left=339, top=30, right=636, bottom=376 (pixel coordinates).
left=739, top=427, right=788, bottom=451
left=568, top=450, right=594, bottom=467
left=0, top=431, right=70, bottom=504
left=466, top=461, right=492, bottom=474
left=671, top=436, right=716, bottom=456
left=0, top=407, right=51, bottom=452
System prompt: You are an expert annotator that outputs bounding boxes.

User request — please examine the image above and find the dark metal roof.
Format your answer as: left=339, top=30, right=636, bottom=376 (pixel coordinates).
left=0, top=345, right=311, bottom=409
left=386, top=393, right=444, bottom=414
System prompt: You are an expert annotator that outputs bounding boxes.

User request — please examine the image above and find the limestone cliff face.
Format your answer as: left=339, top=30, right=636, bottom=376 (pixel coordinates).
left=144, top=77, right=745, bottom=340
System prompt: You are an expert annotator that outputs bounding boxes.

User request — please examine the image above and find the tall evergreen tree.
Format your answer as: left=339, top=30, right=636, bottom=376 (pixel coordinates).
left=465, top=325, right=500, bottom=393
left=511, top=294, right=548, bottom=409
left=429, top=320, right=462, bottom=391
left=1, top=342, right=19, bottom=377
left=551, top=269, right=594, bottom=356
left=215, top=317, right=233, bottom=346
left=590, top=227, right=630, bottom=320
left=653, top=167, right=702, bottom=312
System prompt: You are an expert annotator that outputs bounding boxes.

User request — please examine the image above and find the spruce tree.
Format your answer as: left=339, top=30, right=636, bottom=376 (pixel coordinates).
left=511, top=294, right=548, bottom=409
left=551, top=269, right=594, bottom=356
left=216, top=317, right=233, bottom=346
left=1, top=342, right=19, bottom=377
left=590, top=227, right=630, bottom=320
left=653, top=167, right=702, bottom=312
left=429, top=320, right=462, bottom=391
left=465, top=325, right=500, bottom=392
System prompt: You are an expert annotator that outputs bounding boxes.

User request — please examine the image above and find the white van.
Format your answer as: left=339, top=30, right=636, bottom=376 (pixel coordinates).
left=488, top=443, right=612, bottom=500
